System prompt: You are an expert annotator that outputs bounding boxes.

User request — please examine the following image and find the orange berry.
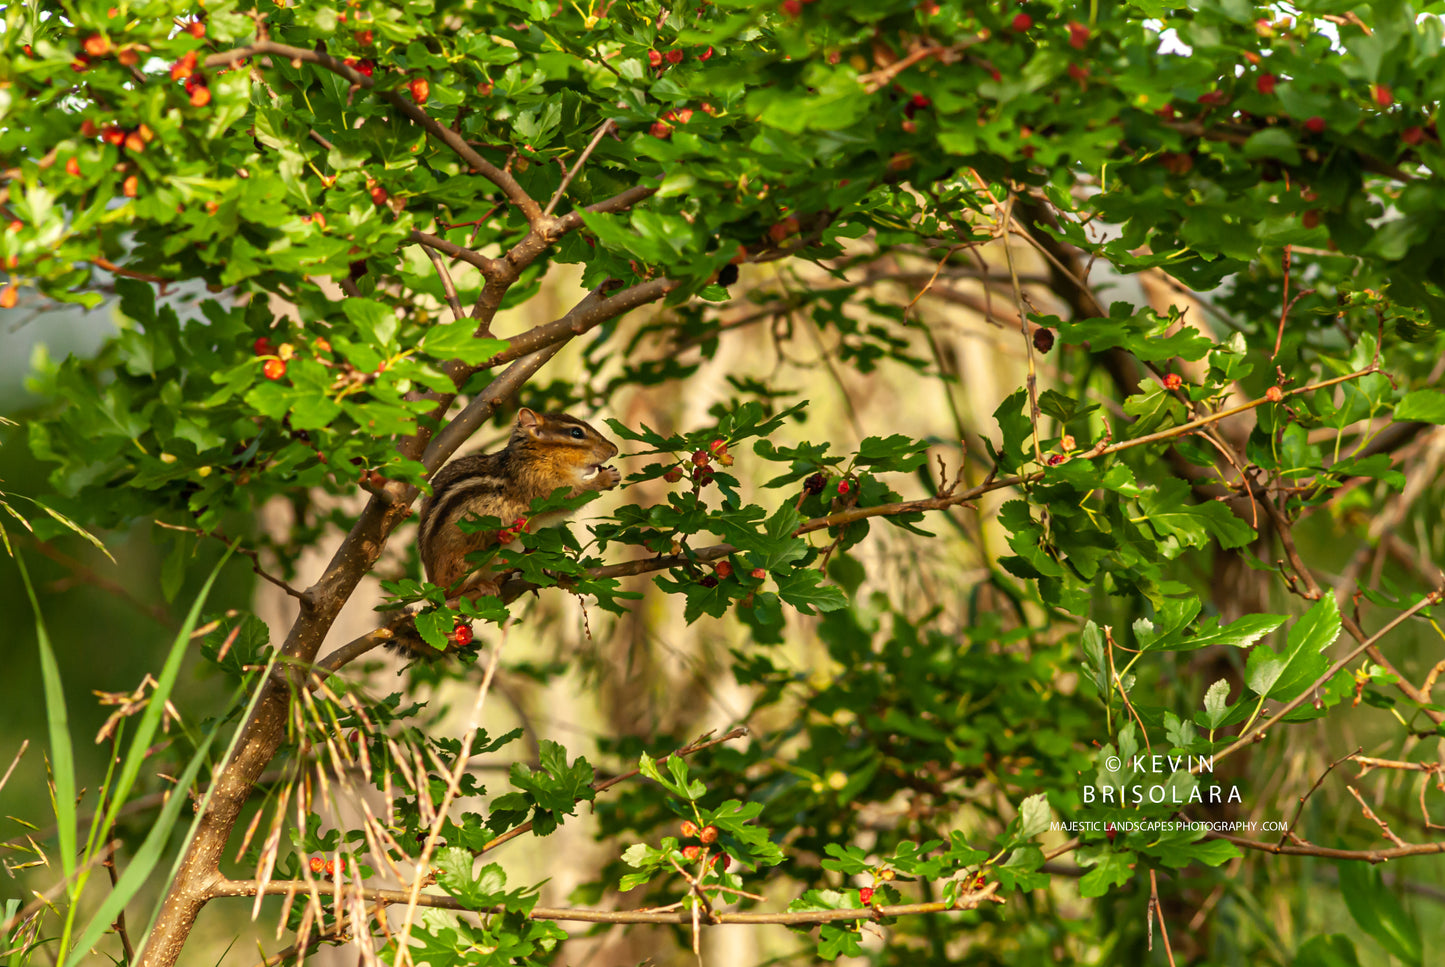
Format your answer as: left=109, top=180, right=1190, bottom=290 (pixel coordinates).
left=263, top=358, right=287, bottom=380
left=122, top=174, right=139, bottom=197
left=0, top=285, right=18, bottom=309
left=66, top=157, right=81, bottom=176
left=1265, top=386, right=1284, bottom=402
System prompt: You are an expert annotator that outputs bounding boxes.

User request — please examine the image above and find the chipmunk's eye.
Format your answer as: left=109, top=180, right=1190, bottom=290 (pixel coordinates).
left=570, top=427, right=585, bottom=439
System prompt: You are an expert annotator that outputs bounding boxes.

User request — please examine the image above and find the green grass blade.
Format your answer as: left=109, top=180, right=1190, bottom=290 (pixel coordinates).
left=95, top=543, right=236, bottom=842
left=61, top=725, right=218, bottom=967
left=14, top=552, right=77, bottom=886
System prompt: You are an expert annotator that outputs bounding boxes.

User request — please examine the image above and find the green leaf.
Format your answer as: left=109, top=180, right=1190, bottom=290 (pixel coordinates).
left=1245, top=593, right=1340, bottom=702
left=1338, top=860, right=1422, bottom=966
left=1396, top=389, right=1445, bottom=423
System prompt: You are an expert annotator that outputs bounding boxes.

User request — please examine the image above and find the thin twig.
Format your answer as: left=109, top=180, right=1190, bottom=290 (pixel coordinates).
left=543, top=119, right=616, bottom=218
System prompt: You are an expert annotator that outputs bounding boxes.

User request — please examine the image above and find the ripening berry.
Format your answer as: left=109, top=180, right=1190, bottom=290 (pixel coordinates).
left=497, top=529, right=515, bottom=544
left=1047, top=454, right=1064, bottom=466
left=187, top=20, right=206, bottom=38
left=1372, top=84, right=1393, bottom=107
left=355, top=28, right=374, bottom=45
left=699, top=825, right=719, bottom=844
left=1163, top=373, right=1183, bottom=391
left=709, top=438, right=728, bottom=455
left=682, top=844, right=702, bottom=860
left=680, top=820, right=700, bottom=838
left=410, top=77, right=430, bottom=104
left=859, top=886, right=874, bottom=904
left=750, top=567, right=765, bottom=580
left=0, top=285, right=17, bottom=310
left=66, top=157, right=81, bottom=176
left=83, top=34, right=111, bottom=57
left=171, top=51, right=197, bottom=81
left=713, top=561, right=733, bottom=579
left=325, top=860, right=336, bottom=876
left=714, top=853, right=731, bottom=870
left=309, top=856, right=324, bottom=874
left=665, top=49, right=684, bottom=64
left=1011, top=12, right=1032, bottom=31
left=781, top=0, right=802, bottom=16
left=1266, top=385, right=1284, bottom=402
left=837, top=480, right=851, bottom=495
left=189, top=84, right=211, bottom=107
left=692, top=449, right=711, bottom=467
left=263, top=358, right=287, bottom=380
left=353, top=59, right=375, bottom=78
left=1068, top=63, right=1089, bottom=83
left=1256, top=73, right=1276, bottom=95
left=648, top=49, right=663, bottom=67
left=102, top=125, right=125, bottom=146
left=122, top=175, right=139, bottom=197
left=650, top=120, right=672, bottom=138
left=673, top=107, right=694, bottom=124
left=370, top=185, right=388, bottom=205
left=1067, top=21, right=1089, bottom=49
left=692, top=465, right=714, bottom=485
left=1304, top=116, right=1326, bottom=134
left=452, top=623, right=473, bottom=646
left=663, top=466, right=684, bottom=483
left=253, top=336, right=274, bottom=356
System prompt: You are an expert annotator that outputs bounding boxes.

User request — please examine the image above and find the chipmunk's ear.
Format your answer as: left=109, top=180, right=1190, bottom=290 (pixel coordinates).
left=516, top=407, right=541, bottom=434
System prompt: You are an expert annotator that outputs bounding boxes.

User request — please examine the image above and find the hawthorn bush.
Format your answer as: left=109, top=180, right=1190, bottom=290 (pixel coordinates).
left=4, top=0, right=1445, bottom=965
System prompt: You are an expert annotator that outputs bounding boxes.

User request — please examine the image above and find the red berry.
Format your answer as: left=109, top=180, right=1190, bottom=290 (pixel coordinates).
left=682, top=845, right=702, bottom=860
left=1067, top=63, right=1089, bottom=83
left=680, top=820, right=700, bottom=838
left=1304, top=115, right=1326, bottom=133
left=699, top=46, right=714, bottom=60
left=6, top=220, right=20, bottom=232
left=781, top=0, right=802, bottom=16
left=122, top=175, right=139, bottom=198
left=309, top=856, right=324, bottom=874
left=187, top=20, right=206, bottom=38
left=452, top=623, right=473, bottom=646
left=1256, top=73, right=1276, bottom=95
left=1067, top=21, right=1089, bottom=49
left=910, top=93, right=930, bottom=109
left=354, top=59, right=375, bottom=78
left=859, top=886, right=874, bottom=904
left=83, top=34, right=111, bottom=57
left=102, top=125, right=125, bottom=146
left=692, top=449, right=711, bottom=467
left=253, top=336, right=274, bottom=356
left=674, top=107, right=694, bottom=124
left=496, top=530, right=515, bottom=544
left=325, top=860, right=336, bottom=876
left=837, top=480, right=850, bottom=495
left=1197, top=90, right=1228, bottom=107
left=1011, top=12, right=1032, bottom=31
left=410, top=77, right=430, bottom=104
left=750, top=568, right=765, bottom=580
left=1302, top=210, right=1320, bottom=229
left=663, top=466, right=684, bottom=483
left=665, top=49, right=683, bottom=64
left=355, top=29, right=374, bottom=45
left=699, top=825, right=718, bottom=844
left=713, top=561, right=733, bottom=579
left=189, top=84, right=211, bottom=107
left=1266, top=385, right=1284, bottom=402
left=692, top=465, right=714, bottom=485
left=80, top=119, right=99, bottom=138
left=65, top=157, right=81, bottom=176
left=1403, top=125, right=1425, bottom=146
left=171, top=51, right=197, bottom=81
left=1163, top=373, right=1183, bottom=391
left=714, top=853, right=731, bottom=870
left=370, top=185, right=388, bottom=205
left=709, top=438, right=728, bottom=455
left=650, top=120, right=672, bottom=138
left=648, top=49, right=663, bottom=67
left=263, top=358, right=287, bottom=380
left=1372, top=84, right=1393, bottom=107
left=1047, top=454, right=1063, bottom=466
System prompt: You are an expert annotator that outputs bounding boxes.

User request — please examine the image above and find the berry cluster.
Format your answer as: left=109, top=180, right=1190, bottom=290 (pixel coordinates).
left=308, top=856, right=338, bottom=877
left=495, top=517, right=529, bottom=544
left=677, top=821, right=731, bottom=871
left=659, top=438, right=733, bottom=490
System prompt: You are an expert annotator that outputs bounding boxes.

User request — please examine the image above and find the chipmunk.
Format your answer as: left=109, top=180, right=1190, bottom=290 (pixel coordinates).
left=418, top=407, right=621, bottom=598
